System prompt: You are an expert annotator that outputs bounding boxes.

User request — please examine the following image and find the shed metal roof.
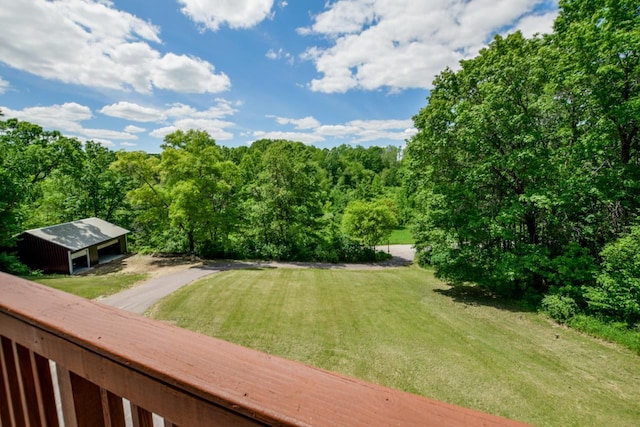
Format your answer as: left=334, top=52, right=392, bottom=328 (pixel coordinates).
left=22, top=217, right=129, bottom=252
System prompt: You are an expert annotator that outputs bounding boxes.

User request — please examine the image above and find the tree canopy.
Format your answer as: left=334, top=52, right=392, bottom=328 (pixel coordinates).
left=407, top=0, right=640, bottom=321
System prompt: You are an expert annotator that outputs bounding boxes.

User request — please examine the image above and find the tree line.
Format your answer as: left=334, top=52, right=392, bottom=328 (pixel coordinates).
left=407, top=0, right=639, bottom=326
left=0, top=118, right=406, bottom=272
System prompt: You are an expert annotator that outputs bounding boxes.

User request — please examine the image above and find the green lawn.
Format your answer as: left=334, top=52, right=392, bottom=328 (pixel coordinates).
left=387, top=226, right=414, bottom=244
left=32, top=273, right=148, bottom=299
left=152, top=267, right=640, bottom=427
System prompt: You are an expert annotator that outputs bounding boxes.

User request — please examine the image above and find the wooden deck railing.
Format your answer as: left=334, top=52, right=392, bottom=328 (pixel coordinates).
left=0, top=272, right=528, bottom=427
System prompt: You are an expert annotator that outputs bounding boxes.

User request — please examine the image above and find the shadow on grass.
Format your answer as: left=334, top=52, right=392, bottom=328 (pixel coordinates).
left=434, top=284, right=536, bottom=313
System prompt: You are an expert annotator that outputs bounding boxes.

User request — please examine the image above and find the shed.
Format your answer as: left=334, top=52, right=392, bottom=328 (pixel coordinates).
left=17, top=217, right=129, bottom=274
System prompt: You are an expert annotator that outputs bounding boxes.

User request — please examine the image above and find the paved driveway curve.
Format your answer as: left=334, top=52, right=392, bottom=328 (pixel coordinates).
left=98, top=245, right=415, bottom=315
left=98, top=266, right=221, bottom=314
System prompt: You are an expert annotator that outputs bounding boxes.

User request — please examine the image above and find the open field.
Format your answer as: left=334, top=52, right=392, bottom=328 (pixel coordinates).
left=152, top=266, right=640, bottom=427
left=32, top=273, right=148, bottom=299
left=387, top=226, right=415, bottom=244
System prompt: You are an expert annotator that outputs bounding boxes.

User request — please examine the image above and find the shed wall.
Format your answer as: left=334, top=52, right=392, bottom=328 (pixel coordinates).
left=17, top=234, right=70, bottom=274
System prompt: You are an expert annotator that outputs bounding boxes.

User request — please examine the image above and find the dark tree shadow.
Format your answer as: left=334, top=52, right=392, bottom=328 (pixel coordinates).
left=433, top=284, right=536, bottom=313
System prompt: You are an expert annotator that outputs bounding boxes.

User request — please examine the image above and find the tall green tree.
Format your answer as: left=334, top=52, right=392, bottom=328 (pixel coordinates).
left=408, top=32, right=569, bottom=295
left=29, top=141, right=132, bottom=226
left=341, top=199, right=398, bottom=249
left=552, top=0, right=640, bottom=250
left=0, top=118, right=82, bottom=246
left=114, top=130, right=239, bottom=255
left=242, top=140, right=324, bottom=260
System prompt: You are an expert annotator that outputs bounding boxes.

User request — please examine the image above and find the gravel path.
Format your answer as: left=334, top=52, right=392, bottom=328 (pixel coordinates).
left=97, top=245, right=415, bottom=315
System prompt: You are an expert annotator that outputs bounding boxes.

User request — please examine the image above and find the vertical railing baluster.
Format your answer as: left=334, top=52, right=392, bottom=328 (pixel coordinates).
left=32, top=353, right=60, bottom=427
left=56, top=365, right=107, bottom=427
left=0, top=336, right=26, bottom=427
left=14, top=343, right=43, bottom=426
left=101, top=388, right=126, bottom=427
left=0, top=336, right=14, bottom=427
left=130, top=403, right=153, bottom=427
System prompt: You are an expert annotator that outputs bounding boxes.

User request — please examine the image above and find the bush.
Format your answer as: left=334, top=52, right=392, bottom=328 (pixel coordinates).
left=0, top=252, right=31, bottom=275
left=585, top=225, right=640, bottom=325
left=540, top=294, right=578, bottom=323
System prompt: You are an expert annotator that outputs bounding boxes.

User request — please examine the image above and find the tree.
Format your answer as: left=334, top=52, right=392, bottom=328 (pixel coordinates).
left=114, top=130, right=239, bottom=255
left=408, top=32, right=567, bottom=295
left=341, top=199, right=397, bottom=249
left=552, top=0, right=640, bottom=249
left=0, top=119, right=82, bottom=246
left=0, top=118, right=82, bottom=272
left=242, top=140, right=324, bottom=260
left=29, top=141, right=132, bottom=226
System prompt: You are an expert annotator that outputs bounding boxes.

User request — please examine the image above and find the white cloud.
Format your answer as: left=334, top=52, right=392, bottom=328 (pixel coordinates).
left=100, top=102, right=166, bottom=122
left=0, top=102, right=137, bottom=142
left=0, top=76, right=8, bottom=94
left=266, top=48, right=294, bottom=63
left=270, top=115, right=321, bottom=129
left=0, top=1, right=230, bottom=93
left=151, top=53, right=230, bottom=93
left=125, top=125, right=146, bottom=133
left=120, top=141, right=138, bottom=147
left=165, top=99, right=239, bottom=120
left=101, top=99, right=238, bottom=140
left=299, top=0, right=558, bottom=93
left=261, top=115, right=415, bottom=144
left=178, top=0, right=275, bottom=31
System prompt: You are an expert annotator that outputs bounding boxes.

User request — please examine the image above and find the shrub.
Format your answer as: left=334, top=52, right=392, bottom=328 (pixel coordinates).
left=0, top=252, right=31, bottom=275
left=585, top=225, right=640, bottom=325
left=540, top=294, right=578, bottom=323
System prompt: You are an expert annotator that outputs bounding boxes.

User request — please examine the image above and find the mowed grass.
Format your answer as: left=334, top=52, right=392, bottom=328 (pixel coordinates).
left=152, top=267, right=640, bottom=426
left=32, top=273, right=148, bottom=299
left=387, top=226, right=414, bottom=244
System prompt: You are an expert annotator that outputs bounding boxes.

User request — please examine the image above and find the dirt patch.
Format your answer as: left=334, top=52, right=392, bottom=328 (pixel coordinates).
left=78, top=254, right=203, bottom=278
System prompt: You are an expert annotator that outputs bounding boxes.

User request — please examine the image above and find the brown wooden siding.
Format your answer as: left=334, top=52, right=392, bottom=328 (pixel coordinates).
left=17, top=234, right=70, bottom=274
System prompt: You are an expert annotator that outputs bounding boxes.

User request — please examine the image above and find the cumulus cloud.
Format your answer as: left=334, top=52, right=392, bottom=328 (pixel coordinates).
left=261, top=115, right=415, bottom=144
left=269, top=115, right=321, bottom=129
left=0, top=1, right=230, bottom=94
left=124, top=125, right=146, bottom=133
left=299, top=0, right=558, bottom=93
left=114, top=99, right=240, bottom=141
left=100, top=102, right=166, bottom=122
left=178, top=0, right=275, bottom=31
left=0, top=103, right=137, bottom=141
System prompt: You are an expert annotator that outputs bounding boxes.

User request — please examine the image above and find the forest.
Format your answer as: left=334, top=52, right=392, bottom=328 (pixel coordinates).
left=407, top=0, right=639, bottom=328
left=0, top=120, right=406, bottom=267
left=1, top=0, right=638, bottom=331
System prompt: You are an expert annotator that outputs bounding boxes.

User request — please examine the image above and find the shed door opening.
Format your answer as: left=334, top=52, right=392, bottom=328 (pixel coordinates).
left=97, top=238, right=123, bottom=264
left=71, top=249, right=89, bottom=274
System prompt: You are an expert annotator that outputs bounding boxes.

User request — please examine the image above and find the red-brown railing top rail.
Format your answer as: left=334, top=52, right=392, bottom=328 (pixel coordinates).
left=0, top=272, right=528, bottom=426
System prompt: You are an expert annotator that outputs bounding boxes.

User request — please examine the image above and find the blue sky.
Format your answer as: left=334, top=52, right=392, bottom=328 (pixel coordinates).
left=0, top=0, right=558, bottom=153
